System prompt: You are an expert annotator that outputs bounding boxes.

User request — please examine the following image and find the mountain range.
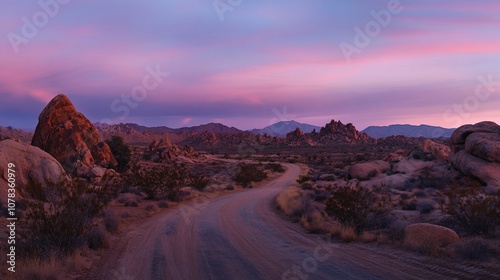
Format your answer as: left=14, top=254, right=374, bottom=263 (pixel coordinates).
left=362, top=124, right=455, bottom=138
left=1, top=121, right=455, bottom=146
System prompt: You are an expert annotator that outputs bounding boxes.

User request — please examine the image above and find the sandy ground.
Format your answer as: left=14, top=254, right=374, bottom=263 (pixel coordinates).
left=80, top=163, right=500, bottom=280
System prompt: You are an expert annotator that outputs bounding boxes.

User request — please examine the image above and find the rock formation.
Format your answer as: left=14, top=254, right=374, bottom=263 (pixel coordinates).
left=450, top=121, right=500, bottom=188
left=348, top=160, right=391, bottom=181
left=317, top=120, right=373, bottom=144
left=0, top=139, right=69, bottom=204
left=31, top=94, right=117, bottom=176
left=148, top=137, right=195, bottom=162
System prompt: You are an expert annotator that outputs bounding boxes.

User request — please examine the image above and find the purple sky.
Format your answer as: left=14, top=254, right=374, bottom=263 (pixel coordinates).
left=1, top=0, right=499, bottom=130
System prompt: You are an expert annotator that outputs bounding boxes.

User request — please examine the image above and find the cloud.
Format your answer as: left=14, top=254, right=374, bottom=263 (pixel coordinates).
left=1, top=0, right=499, bottom=129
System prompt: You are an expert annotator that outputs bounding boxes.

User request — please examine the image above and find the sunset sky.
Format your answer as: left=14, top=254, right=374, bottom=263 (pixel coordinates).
left=1, top=0, right=499, bottom=130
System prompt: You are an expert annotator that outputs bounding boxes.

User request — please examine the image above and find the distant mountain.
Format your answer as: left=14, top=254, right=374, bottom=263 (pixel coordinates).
left=362, top=124, right=455, bottom=138
left=175, top=123, right=242, bottom=134
left=0, top=126, right=33, bottom=142
left=95, top=122, right=242, bottom=144
left=250, top=120, right=321, bottom=138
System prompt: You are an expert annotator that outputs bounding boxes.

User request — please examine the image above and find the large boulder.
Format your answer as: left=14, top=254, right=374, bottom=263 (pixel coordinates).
left=31, top=94, right=117, bottom=176
left=0, top=140, right=69, bottom=204
left=452, top=150, right=500, bottom=187
left=404, top=223, right=459, bottom=250
left=392, top=158, right=433, bottom=174
left=349, top=160, right=390, bottom=181
left=450, top=122, right=500, bottom=188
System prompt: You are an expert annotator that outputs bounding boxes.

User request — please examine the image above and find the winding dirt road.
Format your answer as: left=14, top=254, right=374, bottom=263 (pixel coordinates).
left=83, top=163, right=500, bottom=280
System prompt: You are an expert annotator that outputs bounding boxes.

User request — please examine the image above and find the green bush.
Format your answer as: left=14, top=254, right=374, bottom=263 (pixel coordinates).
left=233, top=163, right=267, bottom=188
left=440, top=186, right=500, bottom=236
left=106, top=135, right=131, bottom=173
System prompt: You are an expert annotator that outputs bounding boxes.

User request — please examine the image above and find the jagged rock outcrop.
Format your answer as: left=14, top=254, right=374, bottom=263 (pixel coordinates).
left=0, top=139, right=69, bottom=204
left=317, top=120, right=373, bottom=144
left=31, top=94, right=117, bottom=176
left=148, top=137, right=195, bottom=162
left=285, top=128, right=317, bottom=146
left=349, top=160, right=391, bottom=181
left=450, top=121, right=500, bottom=188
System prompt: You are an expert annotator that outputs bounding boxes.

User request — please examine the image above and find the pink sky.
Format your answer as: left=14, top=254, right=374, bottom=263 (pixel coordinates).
left=0, top=0, right=499, bottom=130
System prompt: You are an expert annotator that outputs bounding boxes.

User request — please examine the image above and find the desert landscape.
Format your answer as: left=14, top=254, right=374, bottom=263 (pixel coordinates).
left=1, top=94, right=499, bottom=279
left=2, top=1, right=500, bottom=280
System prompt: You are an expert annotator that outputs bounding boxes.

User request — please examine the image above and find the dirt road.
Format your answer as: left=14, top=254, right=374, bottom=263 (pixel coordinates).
left=83, top=163, right=500, bottom=280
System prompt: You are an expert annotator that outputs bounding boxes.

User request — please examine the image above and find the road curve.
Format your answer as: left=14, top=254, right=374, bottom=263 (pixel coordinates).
left=83, top=163, right=500, bottom=280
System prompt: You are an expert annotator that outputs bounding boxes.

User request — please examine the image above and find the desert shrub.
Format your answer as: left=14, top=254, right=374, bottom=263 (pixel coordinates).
left=276, top=187, right=309, bottom=219
left=103, top=209, right=119, bottom=233
left=340, top=227, right=357, bottom=243
left=301, top=182, right=313, bottom=190
left=296, top=174, right=311, bottom=184
left=119, top=185, right=142, bottom=196
left=386, top=221, right=407, bottom=242
left=105, top=135, right=131, bottom=173
left=24, top=178, right=116, bottom=255
left=157, top=200, right=169, bottom=208
left=190, top=172, right=211, bottom=191
left=300, top=210, right=324, bottom=233
left=313, top=189, right=329, bottom=202
left=226, top=184, right=235, bottom=190
left=354, top=154, right=366, bottom=162
left=401, top=198, right=417, bottom=211
left=126, top=165, right=188, bottom=201
left=86, top=226, right=110, bottom=250
left=145, top=203, right=158, bottom=214
left=417, top=201, right=435, bottom=214
left=233, top=163, right=267, bottom=188
left=365, top=212, right=390, bottom=230
left=440, top=186, right=500, bottom=236
left=265, top=163, right=285, bottom=173
left=325, top=183, right=390, bottom=234
left=124, top=201, right=138, bottom=207
left=454, top=239, right=491, bottom=261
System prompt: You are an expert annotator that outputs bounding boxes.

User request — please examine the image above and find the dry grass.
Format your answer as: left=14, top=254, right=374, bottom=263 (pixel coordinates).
left=17, top=256, right=61, bottom=280
left=454, top=238, right=491, bottom=261
left=276, top=187, right=308, bottom=218
left=340, top=227, right=357, bottom=243
left=145, top=203, right=159, bottom=216
left=359, top=231, right=378, bottom=243
left=300, top=210, right=324, bottom=233
left=103, top=209, right=120, bottom=233
left=63, top=248, right=88, bottom=273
